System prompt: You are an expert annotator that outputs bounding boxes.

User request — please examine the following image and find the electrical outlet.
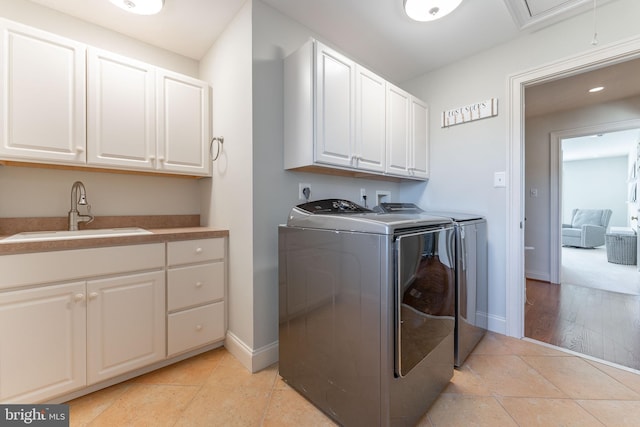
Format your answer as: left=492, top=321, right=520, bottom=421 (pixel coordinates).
left=298, top=183, right=311, bottom=200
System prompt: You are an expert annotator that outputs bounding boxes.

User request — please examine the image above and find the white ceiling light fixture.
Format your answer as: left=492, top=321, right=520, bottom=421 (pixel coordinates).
left=403, top=0, right=463, bottom=22
left=588, top=86, right=604, bottom=93
left=109, top=0, right=164, bottom=15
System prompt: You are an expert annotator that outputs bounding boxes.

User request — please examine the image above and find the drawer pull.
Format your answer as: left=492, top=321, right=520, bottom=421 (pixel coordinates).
left=195, top=247, right=203, bottom=254
left=195, top=281, right=203, bottom=288
left=195, top=324, right=203, bottom=331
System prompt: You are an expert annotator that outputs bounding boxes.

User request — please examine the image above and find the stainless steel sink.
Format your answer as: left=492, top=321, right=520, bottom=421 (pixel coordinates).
left=0, top=227, right=153, bottom=243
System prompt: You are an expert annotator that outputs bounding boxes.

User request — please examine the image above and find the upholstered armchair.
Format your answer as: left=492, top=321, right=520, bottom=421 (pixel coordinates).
left=562, top=208, right=612, bottom=248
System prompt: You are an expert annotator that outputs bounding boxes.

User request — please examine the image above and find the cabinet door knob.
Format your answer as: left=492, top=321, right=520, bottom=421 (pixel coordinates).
left=89, top=292, right=99, bottom=300
left=74, top=293, right=85, bottom=302
left=195, top=324, right=203, bottom=331
left=195, top=281, right=203, bottom=288
left=195, top=247, right=203, bottom=254
left=76, top=146, right=85, bottom=153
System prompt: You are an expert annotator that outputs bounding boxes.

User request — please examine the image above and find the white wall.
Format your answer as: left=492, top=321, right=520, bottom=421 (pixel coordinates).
left=198, top=1, right=255, bottom=366
left=524, top=97, right=640, bottom=281
left=563, top=156, right=628, bottom=226
left=402, top=0, right=640, bottom=333
left=0, top=0, right=202, bottom=219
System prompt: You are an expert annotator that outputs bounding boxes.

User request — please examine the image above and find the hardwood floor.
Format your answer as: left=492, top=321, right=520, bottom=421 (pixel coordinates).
left=525, top=279, right=640, bottom=371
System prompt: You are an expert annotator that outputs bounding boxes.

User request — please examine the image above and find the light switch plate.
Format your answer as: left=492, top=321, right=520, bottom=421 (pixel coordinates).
left=494, top=171, right=506, bottom=188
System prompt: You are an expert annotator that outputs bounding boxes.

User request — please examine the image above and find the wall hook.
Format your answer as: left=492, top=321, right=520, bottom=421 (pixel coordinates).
left=210, top=136, right=224, bottom=161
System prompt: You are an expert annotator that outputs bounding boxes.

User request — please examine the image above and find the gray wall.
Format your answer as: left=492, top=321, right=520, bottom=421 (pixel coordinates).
left=402, top=0, right=640, bottom=332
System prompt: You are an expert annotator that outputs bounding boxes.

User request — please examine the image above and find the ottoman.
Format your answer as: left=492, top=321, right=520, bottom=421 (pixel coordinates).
left=605, top=227, right=637, bottom=265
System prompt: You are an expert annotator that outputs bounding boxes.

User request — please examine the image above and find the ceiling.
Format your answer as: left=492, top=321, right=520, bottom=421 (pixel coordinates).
left=25, top=0, right=615, bottom=82
left=563, top=129, right=640, bottom=161
left=24, top=0, right=636, bottom=118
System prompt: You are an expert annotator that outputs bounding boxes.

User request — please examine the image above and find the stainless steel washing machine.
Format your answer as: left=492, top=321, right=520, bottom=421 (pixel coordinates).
left=278, top=199, right=455, bottom=426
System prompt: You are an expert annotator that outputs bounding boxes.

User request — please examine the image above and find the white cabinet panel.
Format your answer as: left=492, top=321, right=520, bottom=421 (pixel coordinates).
left=87, top=48, right=156, bottom=169
left=87, top=270, right=165, bottom=384
left=167, top=262, right=224, bottom=311
left=157, top=70, right=210, bottom=176
left=410, top=97, right=429, bottom=179
left=0, top=282, right=86, bottom=403
left=356, top=66, right=386, bottom=173
left=167, top=302, right=224, bottom=357
left=167, top=238, right=225, bottom=266
left=314, top=42, right=355, bottom=167
left=0, top=19, right=86, bottom=164
left=386, top=85, right=410, bottom=176
left=386, top=84, right=429, bottom=179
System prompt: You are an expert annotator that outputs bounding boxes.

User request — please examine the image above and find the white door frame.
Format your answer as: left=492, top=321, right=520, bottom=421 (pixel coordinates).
left=506, top=35, right=640, bottom=338
left=549, top=119, right=640, bottom=284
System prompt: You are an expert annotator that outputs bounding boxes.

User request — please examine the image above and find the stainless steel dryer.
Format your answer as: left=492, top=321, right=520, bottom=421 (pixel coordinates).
left=278, top=199, right=455, bottom=427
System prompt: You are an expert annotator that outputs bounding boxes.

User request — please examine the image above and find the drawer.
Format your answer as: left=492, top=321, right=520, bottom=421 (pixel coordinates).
left=167, top=238, right=224, bottom=266
left=167, top=262, right=224, bottom=311
left=167, top=302, right=224, bottom=356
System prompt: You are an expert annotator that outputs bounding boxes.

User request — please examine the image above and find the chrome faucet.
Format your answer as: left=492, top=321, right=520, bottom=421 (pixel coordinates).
left=69, top=181, right=94, bottom=231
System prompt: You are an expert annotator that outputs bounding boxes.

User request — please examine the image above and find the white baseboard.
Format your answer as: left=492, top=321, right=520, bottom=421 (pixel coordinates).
left=487, top=313, right=507, bottom=335
left=525, top=270, right=550, bottom=282
left=225, top=331, right=279, bottom=373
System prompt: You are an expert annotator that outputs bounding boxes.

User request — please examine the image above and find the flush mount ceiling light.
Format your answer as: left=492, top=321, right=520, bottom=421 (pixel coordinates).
left=109, top=0, right=164, bottom=15
left=403, top=0, right=463, bottom=22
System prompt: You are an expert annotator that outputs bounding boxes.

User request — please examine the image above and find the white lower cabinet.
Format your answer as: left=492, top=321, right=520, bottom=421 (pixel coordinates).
left=0, top=238, right=226, bottom=403
left=0, top=282, right=86, bottom=403
left=0, top=243, right=165, bottom=403
left=167, top=238, right=226, bottom=357
left=87, top=271, right=165, bottom=385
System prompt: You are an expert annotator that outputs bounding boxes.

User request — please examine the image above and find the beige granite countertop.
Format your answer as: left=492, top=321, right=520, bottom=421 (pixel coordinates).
left=0, top=215, right=228, bottom=255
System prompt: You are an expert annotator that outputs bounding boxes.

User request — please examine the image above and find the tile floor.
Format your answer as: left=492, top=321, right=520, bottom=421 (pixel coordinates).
left=67, top=332, right=640, bottom=426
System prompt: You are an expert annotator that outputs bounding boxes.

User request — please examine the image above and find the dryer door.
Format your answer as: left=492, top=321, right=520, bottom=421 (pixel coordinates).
left=395, top=226, right=455, bottom=377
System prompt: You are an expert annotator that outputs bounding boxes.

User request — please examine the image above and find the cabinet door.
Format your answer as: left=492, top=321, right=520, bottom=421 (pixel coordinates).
left=87, top=48, right=156, bottom=170
left=314, top=42, right=355, bottom=167
left=87, top=271, right=165, bottom=384
left=157, top=70, right=210, bottom=176
left=0, top=19, right=86, bottom=165
left=410, top=97, right=429, bottom=179
left=355, top=66, right=385, bottom=173
left=385, top=84, right=410, bottom=176
left=0, top=282, right=86, bottom=403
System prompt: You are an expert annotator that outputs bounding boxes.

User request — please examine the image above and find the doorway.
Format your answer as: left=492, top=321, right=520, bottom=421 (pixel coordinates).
left=506, top=36, right=640, bottom=360
left=549, top=125, right=640, bottom=294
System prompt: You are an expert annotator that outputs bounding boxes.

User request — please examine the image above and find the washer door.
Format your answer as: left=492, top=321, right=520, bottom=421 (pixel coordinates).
left=395, top=227, right=455, bottom=377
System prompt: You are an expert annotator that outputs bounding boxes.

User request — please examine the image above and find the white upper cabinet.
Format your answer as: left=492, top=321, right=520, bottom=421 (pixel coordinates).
left=314, top=42, right=355, bottom=168
left=386, top=84, right=429, bottom=179
left=0, top=18, right=211, bottom=177
left=284, top=39, right=428, bottom=181
left=87, top=48, right=156, bottom=170
left=0, top=19, right=86, bottom=165
left=385, top=85, right=411, bottom=176
left=410, top=97, right=429, bottom=179
left=355, top=66, right=386, bottom=173
left=157, top=70, right=210, bottom=176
